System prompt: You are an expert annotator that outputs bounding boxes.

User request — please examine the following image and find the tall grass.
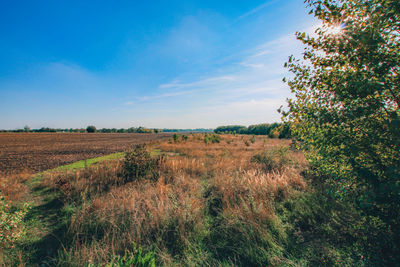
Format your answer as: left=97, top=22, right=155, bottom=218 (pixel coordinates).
left=1, top=134, right=389, bottom=265
left=34, top=135, right=311, bottom=265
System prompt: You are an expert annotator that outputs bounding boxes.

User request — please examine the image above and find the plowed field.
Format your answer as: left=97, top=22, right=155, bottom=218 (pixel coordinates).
left=0, top=133, right=172, bottom=175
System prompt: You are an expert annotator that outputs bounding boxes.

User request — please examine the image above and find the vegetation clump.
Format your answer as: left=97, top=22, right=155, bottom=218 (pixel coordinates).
left=282, top=0, right=400, bottom=264
left=172, top=133, right=179, bottom=143
left=204, top=133, right=220, bottom=144
left=86, top=125, right=97, bottom=133
left=0, top=193, right=30, bottom=248
left=214, top=123, right=291, bottom=138
left=123, top=144, right=164, bottom=182
left=105, top=243, right=156, bottom=267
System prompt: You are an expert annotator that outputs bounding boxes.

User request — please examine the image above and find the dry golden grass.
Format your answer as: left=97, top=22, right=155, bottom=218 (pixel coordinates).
left=39, top=134, right=308, bottom=265
left=0, top=172, right=31, bottom=202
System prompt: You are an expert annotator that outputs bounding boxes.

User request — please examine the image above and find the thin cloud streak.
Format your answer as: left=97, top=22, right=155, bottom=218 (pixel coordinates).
left=236, top=0, right=283, bottom=21
left=125, top=25, right=314, bottom=127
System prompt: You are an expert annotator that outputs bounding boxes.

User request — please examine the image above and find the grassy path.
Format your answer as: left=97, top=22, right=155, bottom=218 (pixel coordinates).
left=16, top=152, right=126, bottom=265
left=22, top=178, right=69, bottom=266
left=15, top=148, right=164, bottom=265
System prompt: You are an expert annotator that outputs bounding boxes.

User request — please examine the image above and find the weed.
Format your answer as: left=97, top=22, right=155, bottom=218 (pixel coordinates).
left=104, top=243, right=155, bottom=267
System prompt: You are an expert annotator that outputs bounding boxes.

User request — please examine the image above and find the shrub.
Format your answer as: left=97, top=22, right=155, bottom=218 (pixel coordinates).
left=123, top=145, right=163, bottom=182
left=204, top=134, right=220, bottom=144
left=172, top=134, right=179, bottom=143
left=250, top=135, right=256, bottom=143
left=268, top=129, right=279, bottom=139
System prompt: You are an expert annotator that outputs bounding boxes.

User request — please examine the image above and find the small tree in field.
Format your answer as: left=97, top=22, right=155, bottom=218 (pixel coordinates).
left=86, top=125, right=96, bottom=133
left=282, top=0, right=400, bottom=262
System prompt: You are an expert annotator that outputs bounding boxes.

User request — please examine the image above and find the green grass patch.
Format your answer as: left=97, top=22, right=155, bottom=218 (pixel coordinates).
left=48, top=149, right=165, bottom=173
left=150, top=148, right=162, bottom=156
left=51, top=152, right=125, bottom=172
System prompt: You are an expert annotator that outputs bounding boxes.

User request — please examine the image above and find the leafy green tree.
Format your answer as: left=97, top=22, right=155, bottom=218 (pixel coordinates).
left=86, top=125, right=97, bottom=133
left=282, top=0, right=400, bottom=262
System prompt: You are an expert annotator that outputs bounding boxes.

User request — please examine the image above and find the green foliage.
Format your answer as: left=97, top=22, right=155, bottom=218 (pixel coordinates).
left=0, top=194, right=30, bottom=248
left=278, top=123, right=291, bottom=139
left=171, top=133, right=189, bottom=143
left=214, top=123, right=291, bottom=138
left=250, top=135, right=255, bottom=143
left=276, top=184, right=367, bottom=266
left=136, top=127, right=153, bottom=133
left=214, top=125, right=247, bottom=134
left=251, top=147, right=292, bottom=172
left=204, top=133, right=220, bottom=144
left=283, top=0, right=400, bottom=264
left=172, top=133, right=179, bottom=143
left=123, top=145, right=163, bottom=182
left=104, top=244, right=156, bottom=267
left=86, top=125, right=97, bottom=133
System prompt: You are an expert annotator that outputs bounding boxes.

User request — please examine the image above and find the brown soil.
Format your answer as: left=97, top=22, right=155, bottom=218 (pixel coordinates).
left=0, top=133, right=172, bottom=175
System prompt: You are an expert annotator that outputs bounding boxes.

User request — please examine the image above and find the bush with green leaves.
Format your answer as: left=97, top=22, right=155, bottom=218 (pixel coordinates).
left=122, top=145, right=163, bottom=182
left=204, top=133, right=220, bottom=144
left=172, top=133, right=179, bottom=143
left=282, top=0, right=400, bottom=264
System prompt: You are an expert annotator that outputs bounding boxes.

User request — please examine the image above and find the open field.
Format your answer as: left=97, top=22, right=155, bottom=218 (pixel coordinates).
left=0, top=134, right=392, bottom=266
left=1, top=134, right=310, bottom=266
left=0, top=133, right=172, bottom=175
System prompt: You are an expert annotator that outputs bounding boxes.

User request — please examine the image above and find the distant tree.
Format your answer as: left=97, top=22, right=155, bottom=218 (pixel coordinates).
left=86, top=125, right=97, bottom=133
left=24, top=125, right=30, bottom=132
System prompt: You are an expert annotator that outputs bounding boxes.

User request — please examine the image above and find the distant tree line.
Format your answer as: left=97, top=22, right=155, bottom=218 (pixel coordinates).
left=0, top=126, right=214, bottom=134
left=162, top=128, right=213, bottom=133
left=214, top=123, right=291, bottom=139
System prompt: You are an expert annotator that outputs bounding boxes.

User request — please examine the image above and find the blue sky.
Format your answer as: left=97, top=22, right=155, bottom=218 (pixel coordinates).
left=0, top=0, right=317, bottom=129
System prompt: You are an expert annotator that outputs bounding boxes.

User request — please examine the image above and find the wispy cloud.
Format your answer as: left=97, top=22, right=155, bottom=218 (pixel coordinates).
left=236, top=0, right=283, bottom=21
left=240, top=63, right=265, bottom=68
left=145, top=31, right=302, bottom=101
left=158, top=75, right=235, bottom=89
left=125, top=24, right=313, bottom=127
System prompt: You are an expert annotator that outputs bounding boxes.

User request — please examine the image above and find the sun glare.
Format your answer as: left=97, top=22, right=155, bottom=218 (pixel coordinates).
left=325, top=24, right=343, bottom=36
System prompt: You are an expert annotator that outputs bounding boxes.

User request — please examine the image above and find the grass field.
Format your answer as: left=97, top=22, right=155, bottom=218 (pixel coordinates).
left=0, top=134, right=375, bottom=266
